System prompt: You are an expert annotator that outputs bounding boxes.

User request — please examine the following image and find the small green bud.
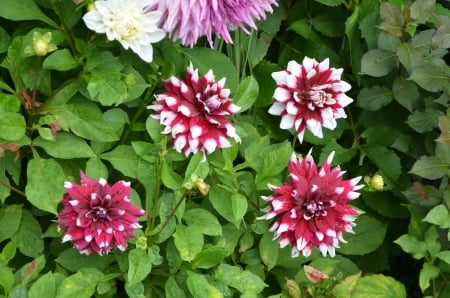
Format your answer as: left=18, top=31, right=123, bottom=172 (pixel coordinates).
left=32, top=39, right=49, bottom=56
left=194, top=178, right=210, bottom=196
left=370, top=174, right=384, bottom=191
left=135, top=236, right=148, bottom=250
left=87, top=2, right=96, bottom=11
left=286, top=278, right=302, bottom=298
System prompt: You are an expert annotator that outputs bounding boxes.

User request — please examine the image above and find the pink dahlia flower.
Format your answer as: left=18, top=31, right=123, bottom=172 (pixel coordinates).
left=269, top=57, right=353, bottom=143
left=58, top=172, right=146, bottom=255
left=259, top=150, right=363, bottom=258
left=148, top=63, right=241, bottom=156
left=148, top=0, right=278, bottom=47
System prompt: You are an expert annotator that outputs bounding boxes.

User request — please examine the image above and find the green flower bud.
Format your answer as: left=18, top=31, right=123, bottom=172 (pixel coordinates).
left=135, top=236, right=148, bottom=250
left=32, top=38, right=49, bottom=56
left=370, top=174, right=384, bottom=191
left=286, top=278, right=302, bottom=298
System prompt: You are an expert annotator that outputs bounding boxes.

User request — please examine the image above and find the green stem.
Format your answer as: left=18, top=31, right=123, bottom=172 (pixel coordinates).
left=120, top=82, right=157, bottom=145
left=0, top=180, right=26, bottom=197
left=156, top=190, right=188, bottom=236
left=234, top=30, right=241, bottom=80
left=148, top=137, right=167, bottom=230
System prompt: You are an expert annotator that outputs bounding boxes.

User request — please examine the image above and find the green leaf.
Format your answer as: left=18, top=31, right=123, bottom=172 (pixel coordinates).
left=318, top=140, right=357, bottom=165
left=410, top=0, right=436, bottom=24
left=173, top=225, right=204, bottom=262
left=183, top=208, right=222, bottom=236
left=186, top=271, right=223, bottom=298
left=86, top=68, right=128, bottom=106
left=362, top=145, right=402, bottom=185
left=396, top=43, right=422, bottom=74
left=288, top=19, right=322, bottom=43
left=100, top=145, right=141, bottom=179
left=406, top=108, right=443, bottom=133
left=357, top=86, right=393, bottom=111
left=43, top=49, right=79, bottom=71
left=0, top=0, right=58, bottom=28
left=437, top=115, right=450, bottom=145
left=184, top=152, right=209, bottom=183
left=28, top=272, right=58, bottom=298
left=312, top=11, right=345, bottom=37
left=314, top=0, right=344, bottom=6
left=255, top=141, right=291, bottom=188
left=43, top=99, right=119, bottom=142
left=419, top=262, right=440, bottom=292
left=352, top=274, right=406, bottom=298
left=0, top=111, right=25, bottom=141
left=165, top=277, right=186, bottom=298
left=215, top=264, right=267, bottom=294
left=423, top=204, right=450, bottom=228
left=394, top=235, right=427, bottom=259
left=233, top=76, right=259, bottom=113
left=33, top=132, right=96, bottom=159
left=259, top=232, right=278, bottom=270
left=209, top=185, right=242, bottom=227
left=25, top=158, right=65, bottom=214
left=11, top=210, right=44, bottom=257
left=379, top=2, right=404, bottom=37
left=337, top=215, right=387, bottom=255
left=55, top=248, right=115, bottom=272
left=56, top=268, right=104, bottom=298
left=85, top=158, right=108, bottom=180
left=182, top=48, right=238, bottom=91
left=436, top=250, right=450, bottom=264
left=192, top=246, right=228, bottom=269
left=161, top=159, right=183, bottom=190
left=0, top=27, right=11, bottom=54
left=409, top=64, right=450, bottom=92
left=0, top=266, right=14, bottom=294
left=0, top=93, right=20, bottom=112
left=410, top=156, right=449, bottom=180
left=231, top=193, right=248, bottom=222
left=432, top=24, right=450, bottom=49
left=362, top=191, right=409, bottom=219
left=392, top=76, right=419, bottom=112
left=361, top=49, right=397, bottom=77
left=332, top=272, right=361, bottom=298
left=0, top=205, right=22, bottom=243
left=127, top=248, right=152, bottom=286
left=1, top=241, right=17, bottom=263
left=253, top=61, right=280, bottom=107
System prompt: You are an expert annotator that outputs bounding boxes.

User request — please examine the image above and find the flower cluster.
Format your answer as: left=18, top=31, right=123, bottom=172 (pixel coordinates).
left=83, top=0, right=165, bottom=62
left=148, top=63, right=241, bottom=156
left=269, top=57, right=353, bottom=142
left=149, top=0, right=278, bottom=47
left=258, top=151, right=363, bottom=258
left=58, top=172, right=145, bottom=255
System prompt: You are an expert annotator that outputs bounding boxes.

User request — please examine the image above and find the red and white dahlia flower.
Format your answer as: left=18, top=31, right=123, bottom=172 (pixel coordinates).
left=259, top=150, right=363, bottom=258
left=58, top=172, right=145, bottom=255
left=269, top=57, right=353, bottom=142
left=148, top=63, right=241, bottom=156
left=148, top=0, right=278, bottom=47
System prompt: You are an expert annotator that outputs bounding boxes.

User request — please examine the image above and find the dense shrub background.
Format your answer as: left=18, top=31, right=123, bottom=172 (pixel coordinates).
left=0, top=0, right=449, bottom=297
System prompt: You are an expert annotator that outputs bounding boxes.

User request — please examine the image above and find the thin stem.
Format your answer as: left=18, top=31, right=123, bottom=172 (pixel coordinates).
left=157, top=190, right=188, bottom=235
left=234, top=30, right=241, bottom=80
left=0, top=180, right=26, bottom=197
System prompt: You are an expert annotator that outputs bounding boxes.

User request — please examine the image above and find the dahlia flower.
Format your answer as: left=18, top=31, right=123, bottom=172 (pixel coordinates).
left=148, top=63, right=241, bottom=156
left=259, top=150, right=363, bottom=258
left=58, top=172, right=146, bottom=255
left=148, top=0, right=278, bottom=47
left=83, top=0, right=165, bottom=62
left=269, top=57, right=353, bottom=142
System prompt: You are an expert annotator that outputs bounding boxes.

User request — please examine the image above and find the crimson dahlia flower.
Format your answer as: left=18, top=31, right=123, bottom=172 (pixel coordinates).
left=259, top=151, right=363, bottom=258
left=148, top=63, right=241, bottom=156
left=269, top=57, right=353, bottom=143
left=58, top=172, right=145, bottom=255
left=148, top=0, right=278, bottom=46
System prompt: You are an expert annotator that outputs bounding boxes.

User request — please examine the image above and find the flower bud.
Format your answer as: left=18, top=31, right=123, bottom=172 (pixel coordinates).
left=304, top=265, right=328, bottom=283
left=286, top=278, right=302, bottom=298
left=370, top=174, right=384, bottom=191
left=194, top=178, right=210, bottom=196
left=32, top=38, right=49, bottom=56
left=87, top=2, right=96, bottom=11
left=135, top=236, right=148, bottom=250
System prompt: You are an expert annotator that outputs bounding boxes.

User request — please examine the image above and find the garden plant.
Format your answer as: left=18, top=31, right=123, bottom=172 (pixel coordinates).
left=0, top=0, right=450, bottom=297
